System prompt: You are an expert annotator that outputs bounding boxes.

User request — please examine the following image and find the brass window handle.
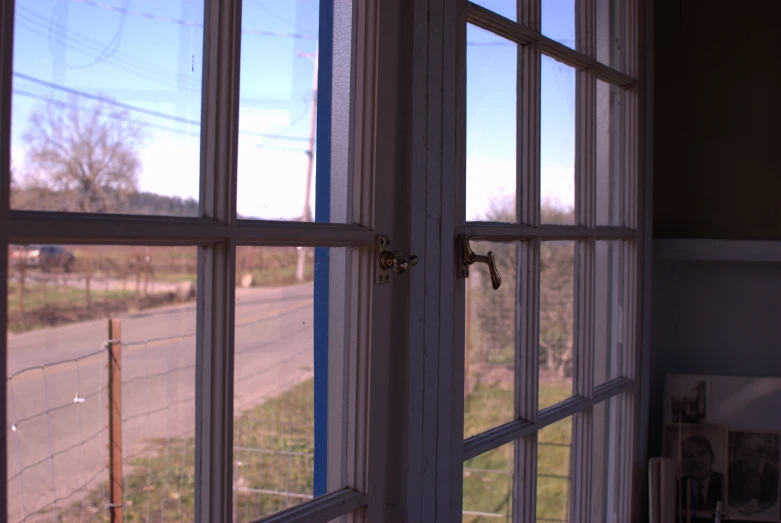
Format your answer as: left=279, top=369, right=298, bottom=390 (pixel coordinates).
left=461, top=237, right=501, bottom=290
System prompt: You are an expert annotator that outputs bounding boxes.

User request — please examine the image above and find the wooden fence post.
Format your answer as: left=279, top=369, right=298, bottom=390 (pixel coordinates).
left=107, top=319, right=123, bottom=522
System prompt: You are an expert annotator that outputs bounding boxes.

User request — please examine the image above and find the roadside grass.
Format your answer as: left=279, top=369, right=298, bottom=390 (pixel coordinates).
left=246, top=264, right=313, bottom=287
left=7, top=284, right=131, bottom=311
left=56, top=380, right=314, bottom=522
left=6, top=261, right=313, bottom=334
left=147, top=271, right=198, bottom=284
left=55, top=379, right=573, bottom=522
left=6, top=284, right=186, bottom=333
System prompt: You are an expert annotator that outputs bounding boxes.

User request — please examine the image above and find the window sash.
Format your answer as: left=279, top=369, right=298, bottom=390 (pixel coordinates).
left=0, top=1, right=14, bottom=520
left=0, top=0, right=382, bottom=521
left=460, top=0, right=640, bottom=522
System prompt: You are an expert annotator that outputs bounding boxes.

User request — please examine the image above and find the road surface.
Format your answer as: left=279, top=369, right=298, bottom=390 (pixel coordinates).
left=7, top=284, right=316, bottom=522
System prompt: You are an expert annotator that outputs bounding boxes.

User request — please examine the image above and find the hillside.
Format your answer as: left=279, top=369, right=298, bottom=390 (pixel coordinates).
left=11, top=187, right=200, bottom=217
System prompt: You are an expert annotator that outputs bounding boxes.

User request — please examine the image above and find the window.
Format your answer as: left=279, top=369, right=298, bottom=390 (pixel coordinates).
left=2, top=0, right=397, bottom=521
left=1, top=0, right=642, bottom=521
left=460, top=0, right=640, bottom=521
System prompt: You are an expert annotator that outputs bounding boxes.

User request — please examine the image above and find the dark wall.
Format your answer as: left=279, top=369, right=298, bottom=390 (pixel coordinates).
left=654, top=1, right=781, bottom=240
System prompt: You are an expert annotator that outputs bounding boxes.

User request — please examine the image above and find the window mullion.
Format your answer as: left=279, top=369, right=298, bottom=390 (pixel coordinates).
left=0, top=0, right=13, bottom=517
left=513, top=0, right=540, bottom=520
left=570, top=0, right=597, bottom=520
left=621, top=0, right=640, bottom=516
left=195, top=0, right=242, bottom=521
left=571, top=241, right=595, bottom=522
left=514, top=239, right=540, bottom=523
left=614, top=240, right=638, bottom=520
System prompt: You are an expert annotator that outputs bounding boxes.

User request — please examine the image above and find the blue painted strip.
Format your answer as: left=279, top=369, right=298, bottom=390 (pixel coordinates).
left=313, top=0, right=333, bottom=499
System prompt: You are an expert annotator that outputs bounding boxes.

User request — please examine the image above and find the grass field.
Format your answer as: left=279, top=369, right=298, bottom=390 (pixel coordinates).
left=462, top=381, right=572, bottom=523
left=54, top=379, right=573, bottom=522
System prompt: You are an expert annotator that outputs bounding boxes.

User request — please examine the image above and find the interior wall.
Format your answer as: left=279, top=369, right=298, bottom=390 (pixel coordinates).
left=648, top=259, right=781, bottom=456
left=653, top=0, right=781, bottom=240
left=649, top=0, right=781, bottom=457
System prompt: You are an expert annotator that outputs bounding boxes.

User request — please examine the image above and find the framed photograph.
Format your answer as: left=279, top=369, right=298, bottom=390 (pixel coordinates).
left=666, top=375, right=709, bottom=424
left=663, top=423, right=729, bottom=515
left=728, top=431, right=781, bottom=521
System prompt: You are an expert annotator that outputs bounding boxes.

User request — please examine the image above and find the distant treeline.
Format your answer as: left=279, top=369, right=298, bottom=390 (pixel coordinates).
left=12, top=187, right=201, bottom=217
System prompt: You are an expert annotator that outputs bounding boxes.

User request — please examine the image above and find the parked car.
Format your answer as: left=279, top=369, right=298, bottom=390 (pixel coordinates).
left=24, top=245, right=75, bottom=272
left=9, top=245, right=26, bottom=264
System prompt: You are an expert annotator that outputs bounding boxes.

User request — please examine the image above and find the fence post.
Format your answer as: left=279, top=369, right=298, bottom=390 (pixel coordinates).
left=107, top=319, right=123, bottom=522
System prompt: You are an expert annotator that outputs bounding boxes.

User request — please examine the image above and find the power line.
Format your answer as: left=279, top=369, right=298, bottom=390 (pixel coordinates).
left=253, top=95, right=312, bottom=150
left=20, top=4, right=189, bottom=81
left=65, top=0, right=511, bottom=46
left=13, top=88, right=198, bottom=138
left=49, top=0, right=129, bottom=70
left=15, top=71, right=198, bottom=123
left=16, top=10, right=191, bottom=91
left=13, top=72, right=312, bottom=143
left=13, top=88, right=311, bottom=154
left=68, top=0, right=319, bottom=40
left=466, top=41, right=515, bottom=46
left=249, top=0, right=300, bottom=32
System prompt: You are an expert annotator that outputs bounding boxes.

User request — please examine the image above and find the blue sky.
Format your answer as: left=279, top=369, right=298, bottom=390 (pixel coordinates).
left=10, top=0, right=576, bottom=221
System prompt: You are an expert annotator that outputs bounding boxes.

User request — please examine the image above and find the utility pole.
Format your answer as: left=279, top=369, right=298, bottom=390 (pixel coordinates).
left=300, top=46, right=318, bottom=224
left=297, top=47, right=318, bottom=282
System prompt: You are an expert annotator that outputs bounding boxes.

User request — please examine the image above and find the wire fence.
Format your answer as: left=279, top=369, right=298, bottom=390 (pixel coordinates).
left=7, top=319, right=572, bottom=523
left=6, top=309, right=318, bottom=523
left=7, top=341, right=110, bottom=522
left=461, top=446, right=572, bottom=523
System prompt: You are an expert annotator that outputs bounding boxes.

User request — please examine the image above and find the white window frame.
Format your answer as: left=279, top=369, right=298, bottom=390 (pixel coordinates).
left=0, top=0, right=413, bottom=521
left=0, top=0, right=650, bottom=521
left=401, top=0, right=647, bottom=521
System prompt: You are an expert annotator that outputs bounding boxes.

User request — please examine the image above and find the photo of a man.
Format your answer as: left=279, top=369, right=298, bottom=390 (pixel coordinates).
left=664, top=423, right=729, bottom=515
left=681, top=435, right=725, bottom=511
left=728, top=431, right=780, bottom=521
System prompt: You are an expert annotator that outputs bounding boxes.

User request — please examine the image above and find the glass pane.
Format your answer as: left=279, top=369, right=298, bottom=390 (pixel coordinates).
left=464, top=241, right=517, bottom=438
left=594, top=241, right=623, bottom=387
left=11, top=2, right=202, bottom=215
left=542, top=0, right=575, bottom=49
left=470, top=1, right=517, bottom=22
left=596, top=80, right=625, bottom=226
left=539, top=241, right=574, bottom=410
left=541, top=56, right=575, bottom=224
left=237, top=1, right=352, bottom=223
left=467, top=25, right=517, bottom=222
left=7, top=245, right=196, bottom=521
left=592, top=397, right=620, bottom=522
left=537, top=417, right=572, bottom=522
left=463, top=443, right=514, bottom=522
left=233, top=246, right=349, bottom=520
left=596, top=0, right=626, bottom=72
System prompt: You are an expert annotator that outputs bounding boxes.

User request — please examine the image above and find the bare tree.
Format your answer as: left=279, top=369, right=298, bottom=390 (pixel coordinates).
left=22, top=95, right=143, bottom=213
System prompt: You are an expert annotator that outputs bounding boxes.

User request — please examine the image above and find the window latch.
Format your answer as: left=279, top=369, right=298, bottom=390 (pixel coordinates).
left=376, top=236, right=419, bottom=284
left=458, top=236, right=501, bottom=290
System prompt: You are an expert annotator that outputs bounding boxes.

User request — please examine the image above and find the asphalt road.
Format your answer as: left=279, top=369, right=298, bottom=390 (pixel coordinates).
left=6, top=284, right=316, bottom=522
